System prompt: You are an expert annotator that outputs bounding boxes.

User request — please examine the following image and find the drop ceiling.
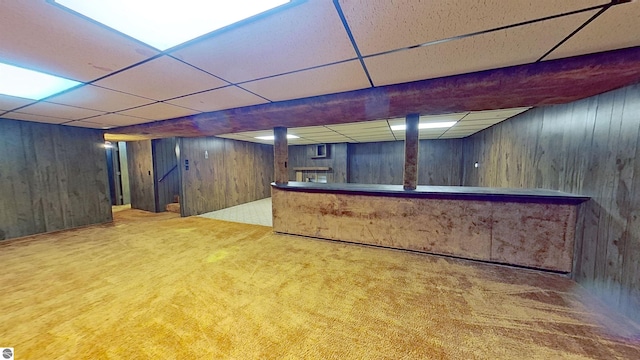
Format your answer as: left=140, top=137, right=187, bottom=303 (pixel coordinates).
left=217, top=108, right=531, bottom=145
left=1, top=0, right=640, bottom=143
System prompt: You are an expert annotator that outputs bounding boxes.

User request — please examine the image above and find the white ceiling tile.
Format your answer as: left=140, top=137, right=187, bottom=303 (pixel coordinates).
left=0, top=95, right=34, bottom=111
left=421, top=113, right=469, bottom=122
left=340, top=0, right=607, bottom=56
left=443, top=127, right=478, bottom=132
left=64, top=121, right=114, bottom=129
left=17, top=102, right=104, bottom=120
left=241, top=60, right=370, bottom=102
left=0, top=1, right=159, bottom=82
left=94, top=56, right=229, bottom=101
left=87, top=113, right=152, bottom=127
left=118, top=102, right=200, bottom=121
left=546, top=2, right=640, bottom=61
left=2, top=111, right=68, bottom=124
left=349, top=135, right=396, bottom=142
left=326, top=119, right=389, bottom=130
left=171, top=0, right=357, bottom=83
left=365, top=11, right=596, bottom=86
left=304, top=134, right=352, bottom=142
left=339, top=129, right=392, bottom=136
left=463, top=108, right=530, bottom=121
left=209, top=110, right=528, bottom=145
left=166, top=86, right=269, bottom=112
left=388, top=118, right=406, bottom=126
left=239, top=130, right=275, bottom=138
left=288, top=126, right=331, bottom=135
left=47, top=85, right=154, bottom=112
left=419, top=132, right=448, bottom=138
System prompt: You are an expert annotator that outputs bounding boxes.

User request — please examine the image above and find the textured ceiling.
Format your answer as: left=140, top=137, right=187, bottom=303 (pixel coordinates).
left=1, top=0, right=640, bottom=144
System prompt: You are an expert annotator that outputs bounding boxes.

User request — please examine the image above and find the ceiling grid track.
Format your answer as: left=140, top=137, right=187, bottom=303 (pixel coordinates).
left=536, top=6, right=613, bottom=62
left=361, top=3, right=612, bottom=61
left=2, top=1, right=640, bottom=138
left=332, top=0, right=375, bottom=88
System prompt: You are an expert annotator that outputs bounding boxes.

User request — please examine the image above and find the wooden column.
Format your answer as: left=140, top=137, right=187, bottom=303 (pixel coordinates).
left=274, top=127, right=289, bottom=184
left=403, top=114, right=419, bottom=190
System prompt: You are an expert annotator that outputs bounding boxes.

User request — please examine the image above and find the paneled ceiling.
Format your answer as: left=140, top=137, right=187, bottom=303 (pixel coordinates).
left=1, top=0, right=640, bottom=144
left=218, top=108, right=531, bottom=144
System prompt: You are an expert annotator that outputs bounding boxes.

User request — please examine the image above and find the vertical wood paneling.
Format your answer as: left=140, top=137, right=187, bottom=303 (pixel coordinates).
left=179, top=137, right=273, bottom=216
left=461, top=83, right=640, bottom=323
left=288, top=143, right=348, bottom=183
left=419, top=139, right=464, bottom=186
left=153, top=138, right=179, bottom=212
left=126, top=140, right=156, bottom=212
left=0, top=118, right=111, bottom=241
left=349, top=140, right=463, bottom=185
left=349, top=142, right=404, bottom=184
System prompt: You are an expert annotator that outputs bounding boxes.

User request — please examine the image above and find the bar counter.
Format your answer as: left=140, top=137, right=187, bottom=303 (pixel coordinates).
left=272, top=182, right=589, bottom=272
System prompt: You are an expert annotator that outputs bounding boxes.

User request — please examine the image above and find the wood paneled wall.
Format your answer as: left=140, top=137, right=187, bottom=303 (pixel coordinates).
left=348, top=140, right=464, bottom=185
left=126, top=140, right=156, bottom=212
left=153, top=138, right=179, bottom=212
left=418, top=139, right=464, bottom=186
left=179, top=137, right=273, bottom=216
left=0, top=119, right=111, bottom=240
left=348, top=141, right=404, bottom=184
left=462, top=84, right=640, bottom=323
left=288, top=143, right=348, bottom=183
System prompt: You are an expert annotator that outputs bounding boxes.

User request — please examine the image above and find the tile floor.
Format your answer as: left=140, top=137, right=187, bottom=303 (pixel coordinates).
left=198, top=197, right=272, bottom=226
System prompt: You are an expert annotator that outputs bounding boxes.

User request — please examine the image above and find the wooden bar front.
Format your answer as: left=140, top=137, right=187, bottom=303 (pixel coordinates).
left=272, top=183, right=589, bottom=272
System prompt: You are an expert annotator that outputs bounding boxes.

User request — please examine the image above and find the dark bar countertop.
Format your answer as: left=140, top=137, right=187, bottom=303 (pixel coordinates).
left=272, top=182, right=590, bottom=204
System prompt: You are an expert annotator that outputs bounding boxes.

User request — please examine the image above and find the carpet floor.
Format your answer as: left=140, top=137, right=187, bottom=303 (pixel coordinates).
left=0, top=208, right=638, bottom=359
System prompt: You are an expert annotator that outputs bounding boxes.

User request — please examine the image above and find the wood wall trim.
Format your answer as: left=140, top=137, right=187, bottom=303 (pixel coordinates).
left=107, top=47, right=640, bottom=140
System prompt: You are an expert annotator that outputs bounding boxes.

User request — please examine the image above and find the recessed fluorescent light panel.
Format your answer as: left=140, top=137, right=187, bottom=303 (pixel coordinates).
left=390, top=121, right=457, bottom=131
left=255, top=134, right=300, bottom=140
left=0, top=62, right=81, bottom=100
left=53, top=0, right=292, bottom=51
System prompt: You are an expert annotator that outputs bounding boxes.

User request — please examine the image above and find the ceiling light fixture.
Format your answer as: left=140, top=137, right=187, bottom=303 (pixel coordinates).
left=390, top=121, right=458, bottom=131
left=52, top=0, right=292, bottom=51
left=0, top=62, right=81, bottom=100
left=255, top=134, right=300, bottom=140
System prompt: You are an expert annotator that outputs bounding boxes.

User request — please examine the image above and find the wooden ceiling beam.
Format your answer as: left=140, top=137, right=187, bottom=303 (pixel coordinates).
left=107, top=46, right=640, bottom=140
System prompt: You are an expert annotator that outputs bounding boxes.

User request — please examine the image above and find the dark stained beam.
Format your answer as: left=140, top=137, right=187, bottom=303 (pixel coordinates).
left=403, top=114, right=419, bottom=190
left=107, top=47, right=640, bottom=140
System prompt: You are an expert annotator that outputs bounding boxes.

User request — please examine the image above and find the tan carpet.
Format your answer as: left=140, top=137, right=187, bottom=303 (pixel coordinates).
left=0, top=209, right=638, bottom=359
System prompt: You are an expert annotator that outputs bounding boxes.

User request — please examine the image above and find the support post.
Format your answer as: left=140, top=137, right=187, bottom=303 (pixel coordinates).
left=403, top=114, right=419, bottom=190
left=274, top=127, right=289, bottom=184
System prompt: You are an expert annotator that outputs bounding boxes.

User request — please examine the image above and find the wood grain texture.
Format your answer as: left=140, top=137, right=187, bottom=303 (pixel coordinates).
left=288, top=143, right=348, bottom=183
left=179, top=137, right=273, bottom=216
left=403, top=114, right=419, bottom=190
left=107, top=47, right=640, bottom=140
left=348, top=140, right=463, bottom=185
left=272, top=187, right=576, bottom=271
left=126, top=140, right=156, bottom=212
left=152, top=138, right=179, bottom=212
left=462, top=83, right=640, bottom=322
left=0, top=118, right=111, bottom=240
left=274, top=127, right=288, bottom=184
left=491, top=203, right=576, bottom=272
